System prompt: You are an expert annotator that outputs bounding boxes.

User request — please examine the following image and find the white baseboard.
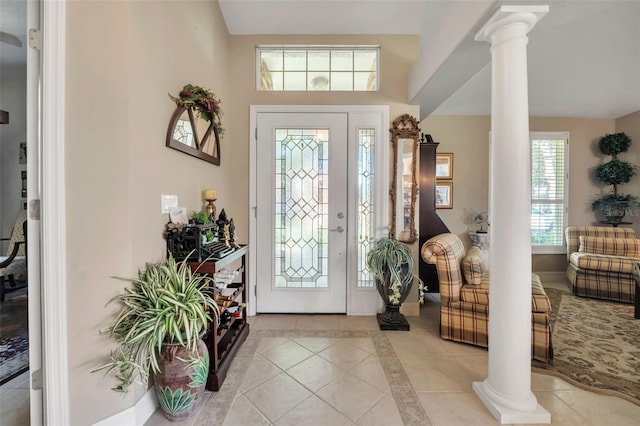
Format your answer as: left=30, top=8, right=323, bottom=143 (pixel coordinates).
left=92, top=387, right=157, bottom=426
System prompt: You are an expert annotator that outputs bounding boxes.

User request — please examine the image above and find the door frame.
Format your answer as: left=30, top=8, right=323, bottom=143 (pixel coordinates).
left=249, top=105, right=389, bottom=316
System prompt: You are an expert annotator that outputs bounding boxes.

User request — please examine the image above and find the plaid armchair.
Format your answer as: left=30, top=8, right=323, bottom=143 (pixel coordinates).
left=565, top=226, right=638, bottom=303
left=421, top=233, right=553, bottom=363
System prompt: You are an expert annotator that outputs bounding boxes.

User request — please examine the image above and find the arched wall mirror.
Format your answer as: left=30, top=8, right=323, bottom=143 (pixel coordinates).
left=390, top=114, right=419, bottom=243
left=166, top=106, right=221, bottom=165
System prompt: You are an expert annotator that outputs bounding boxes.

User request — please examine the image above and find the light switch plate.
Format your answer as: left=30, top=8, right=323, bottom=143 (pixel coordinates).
left=161, top=194, right=178, bottom=214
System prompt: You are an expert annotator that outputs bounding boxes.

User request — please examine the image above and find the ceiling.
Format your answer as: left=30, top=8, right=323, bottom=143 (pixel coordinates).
left=219, top=0, right=639, bottom=120
left=1, top=1, right=638, bottom=119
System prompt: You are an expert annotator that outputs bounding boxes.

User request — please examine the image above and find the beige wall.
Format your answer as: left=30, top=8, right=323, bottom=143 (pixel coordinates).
left=420, top=115, right=617, bottom=272
left=615, top=110, right=640, bottom=235
left=65, top=1, right=231, bottom=423
left=65, top=2, right=420, bottom=422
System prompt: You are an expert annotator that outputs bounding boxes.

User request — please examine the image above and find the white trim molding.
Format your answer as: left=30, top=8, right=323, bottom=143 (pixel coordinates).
left=42, top=0, right=70, bottom=424
left=92, top=388, right=158, bottom=426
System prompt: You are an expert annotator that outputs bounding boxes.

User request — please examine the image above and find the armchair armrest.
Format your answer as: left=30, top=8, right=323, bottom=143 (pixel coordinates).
left=0, top=240, right=25, bottom=268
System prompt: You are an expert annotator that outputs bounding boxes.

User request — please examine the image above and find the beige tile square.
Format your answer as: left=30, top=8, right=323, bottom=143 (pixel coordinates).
left=400, top=354, right=474, bottom=392
left=237, top=355, right=283, bottom=393
left=417, top=391, right=499, bottom=426
left=319, top=340, right=371, bottom=370
left=243, top=373, right=312, bottom=422
left=255, top=337, right=290, bottom=354
left=530, top=372, right=581, bottom=392
left=316, top=373, right=384, bottom=421
left=386, top=329, right=450, bottom=357
left=0, top=389, right=30, bottom=426
left=350, top=354, right=390, bottom=392
left=251, top=315, right=297, bottom=330
left=529, top=391, right=587, bottom=425
left=355, top=392, right=404, bottom=426
left=454, top=354, right=489, bottom=382
left=193, top=385, right=237, bottom=426
left=221, top=395, right=270, bottom=426
left=261, top=340, right=314, bottom=370
left=552, top=390, right=640, bottom=425
left=286, top=355, right=345, bottom=392
left=274, top=394, right=352, bottom=426
left=295, top=315, right=340, bottom=330
left=347, top=337, right=376, bottom=354
left=291, top=337, right=339, bottom=353
left=338, top=315, right=379, bottom=330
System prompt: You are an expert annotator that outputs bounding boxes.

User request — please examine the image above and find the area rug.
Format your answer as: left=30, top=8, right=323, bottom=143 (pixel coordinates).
left=0, top=296, right=29, bottom=385
left=532, top=288, right=640, bottom=405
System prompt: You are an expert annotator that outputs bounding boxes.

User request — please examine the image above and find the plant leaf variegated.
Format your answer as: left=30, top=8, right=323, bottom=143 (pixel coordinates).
left=92, top=251, right=218, bottom=393
left=365, top=237, right=426, bottom=305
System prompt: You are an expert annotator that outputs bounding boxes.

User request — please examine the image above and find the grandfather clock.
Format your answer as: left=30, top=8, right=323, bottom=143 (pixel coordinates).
left=418, top=134, right=450, bottom=293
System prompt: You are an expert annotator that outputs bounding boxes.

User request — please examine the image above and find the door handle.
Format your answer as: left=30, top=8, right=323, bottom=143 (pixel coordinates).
left=331, top=226, right=345, bottom=233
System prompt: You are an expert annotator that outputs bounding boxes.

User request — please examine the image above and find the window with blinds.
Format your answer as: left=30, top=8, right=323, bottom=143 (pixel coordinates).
left=531, top=132, right=569, bottom=253
left=257, top=47, right=379, bottom=91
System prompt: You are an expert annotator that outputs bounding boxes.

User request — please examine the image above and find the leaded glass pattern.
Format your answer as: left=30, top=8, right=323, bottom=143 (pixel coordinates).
left=357, top=128, right=375, bottom=288
left=258, top=47, right=379, bottom=91
left=274, top=129, right=329, bottom=288
left=173, top=119, right=195, bottom=147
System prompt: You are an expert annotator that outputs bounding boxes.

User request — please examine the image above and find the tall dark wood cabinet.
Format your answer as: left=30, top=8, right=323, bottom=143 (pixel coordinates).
left=418, top=139, right=450, bottom=293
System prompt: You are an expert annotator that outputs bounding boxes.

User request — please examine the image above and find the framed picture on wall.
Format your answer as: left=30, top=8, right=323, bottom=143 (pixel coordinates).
left=436, top=182, right=453, bottom=209
left=436, top=153, right=453, bottom=179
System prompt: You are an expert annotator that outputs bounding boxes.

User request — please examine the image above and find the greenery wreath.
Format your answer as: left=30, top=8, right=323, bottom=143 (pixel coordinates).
left=169, top=84, right=224, bottom=137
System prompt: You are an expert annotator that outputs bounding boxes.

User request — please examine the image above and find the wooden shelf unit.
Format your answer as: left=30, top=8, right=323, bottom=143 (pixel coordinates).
left=188, top=245, right=250, bottom=391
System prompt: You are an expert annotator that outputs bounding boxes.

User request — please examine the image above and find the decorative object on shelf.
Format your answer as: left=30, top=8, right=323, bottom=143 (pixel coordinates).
left=202, top=189, right=217, bottom=222
left=366, top=237, right=425, bottom=331
left=389, top=114, right=419, bottom=243
left=190, top=211, right=209, bottom=225
left=591, top=132, right=638, bottom=224
left=435, top=153, right=454, bottom=179
left=474, top=211, right=489, bottom=233
left=435, top=181, right=453, bottom=209
left=228, top=218, right=240, bottom=249
left=92, top=252, right=218, bottom=421
left=217, top=209, right=229, bottom=244
left=469, top=231, right=490, bottom=270
left=166, top=84, right=223, bottom=166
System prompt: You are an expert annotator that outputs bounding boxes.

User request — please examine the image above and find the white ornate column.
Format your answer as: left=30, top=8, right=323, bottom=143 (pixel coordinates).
left=473, top=5, right=550, bottom=424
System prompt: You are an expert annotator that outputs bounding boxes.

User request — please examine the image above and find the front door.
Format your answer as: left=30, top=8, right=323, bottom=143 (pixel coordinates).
left=256, top=113, right=348, bottom=313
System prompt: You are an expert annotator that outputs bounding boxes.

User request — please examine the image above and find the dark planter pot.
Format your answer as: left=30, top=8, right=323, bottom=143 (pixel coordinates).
left=154, top=338, right=209, bottom=422
left=603, top=201, right=629, bottom=224
left=375, top=263, right=413, bottom=331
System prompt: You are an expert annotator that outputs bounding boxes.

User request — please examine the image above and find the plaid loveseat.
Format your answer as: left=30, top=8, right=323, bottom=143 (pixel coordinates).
left=421, top=233, right=553, bottom=363
left=565, top=226, right=638, bottom=303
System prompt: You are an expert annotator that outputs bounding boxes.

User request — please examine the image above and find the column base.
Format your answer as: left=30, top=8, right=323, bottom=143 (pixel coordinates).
left=473, top=381, right=550, bottom=424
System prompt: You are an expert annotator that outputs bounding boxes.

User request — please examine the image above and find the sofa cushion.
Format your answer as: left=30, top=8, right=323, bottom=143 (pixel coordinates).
left=578, top=236, right=640, bottom=259
left=570, top=252, right=638, bottom=274
left=462, top=246, right=486, bottom=285
left=459, top=272, right=551, bottom=313
left=565, top=226, right=636, bottom=260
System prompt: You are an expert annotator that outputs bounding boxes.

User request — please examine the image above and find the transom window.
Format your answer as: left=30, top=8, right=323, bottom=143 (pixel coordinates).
left=257, top=47, right=379, bottom=91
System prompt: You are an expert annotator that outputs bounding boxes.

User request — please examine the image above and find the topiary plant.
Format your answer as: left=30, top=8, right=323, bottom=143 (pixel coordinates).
left=592, top=132, right=638, bottom=222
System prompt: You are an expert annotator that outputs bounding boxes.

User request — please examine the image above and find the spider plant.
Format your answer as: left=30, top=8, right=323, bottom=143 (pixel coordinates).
left=366, top=237, right=425, bottom=305
left=93, top=252, right=217, bottom=392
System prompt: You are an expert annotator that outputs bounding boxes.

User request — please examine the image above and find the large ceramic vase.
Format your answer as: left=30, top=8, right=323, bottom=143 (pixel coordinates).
left=154, top=338, right=209, bottom=422
left=375, top=263, right=413, bottom=331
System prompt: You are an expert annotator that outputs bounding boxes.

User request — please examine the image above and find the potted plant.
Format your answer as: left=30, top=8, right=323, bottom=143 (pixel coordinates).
left=366, top=237, right=424, bottom=330
left=591, top=132, right=638, bottom=223
left=93, top=252, right=218, bottom=421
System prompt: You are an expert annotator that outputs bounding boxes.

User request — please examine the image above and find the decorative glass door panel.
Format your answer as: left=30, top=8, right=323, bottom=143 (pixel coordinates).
left=257, top=113, right=348, bottom=313
left=274, top=129, right=329, bottom=289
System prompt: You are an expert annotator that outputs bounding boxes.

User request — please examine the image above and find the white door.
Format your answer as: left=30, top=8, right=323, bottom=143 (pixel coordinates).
left=256, top=113, right=348, bottom=313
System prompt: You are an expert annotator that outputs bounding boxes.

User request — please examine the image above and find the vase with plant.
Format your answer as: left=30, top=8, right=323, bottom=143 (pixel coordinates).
left=366, top=237, right=424, bottom=331
left=591, top=132, right=638, bottom=223
left=93, top=252, right=218, bottom=421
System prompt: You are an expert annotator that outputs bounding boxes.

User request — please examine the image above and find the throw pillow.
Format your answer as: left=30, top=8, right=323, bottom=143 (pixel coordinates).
left=578, top=236, right=640, bottom=258
left=462, top=246, right=486, bottom=285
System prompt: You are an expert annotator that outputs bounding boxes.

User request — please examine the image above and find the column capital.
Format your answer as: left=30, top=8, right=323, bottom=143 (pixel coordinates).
left=475, top=5, right=548, bottom=43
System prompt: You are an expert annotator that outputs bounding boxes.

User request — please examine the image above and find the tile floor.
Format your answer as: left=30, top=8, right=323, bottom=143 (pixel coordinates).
left=145, top=286, right=640, bottom=426
left=2, top=279, right=639, bottom=425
